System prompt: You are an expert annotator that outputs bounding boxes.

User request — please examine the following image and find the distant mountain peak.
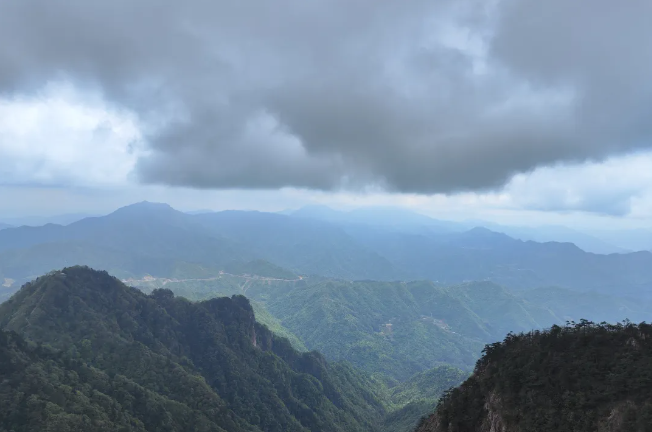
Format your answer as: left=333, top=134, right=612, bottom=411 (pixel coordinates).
left=114, top=201, right=176, bottom=212
left=107, top=201, right=183, bottom=220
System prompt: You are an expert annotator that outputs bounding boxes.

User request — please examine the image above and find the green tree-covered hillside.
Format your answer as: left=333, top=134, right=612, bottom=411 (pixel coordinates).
left=417, top=321, right=652, bottom=432
left=0, top=266, right=387, bottom=432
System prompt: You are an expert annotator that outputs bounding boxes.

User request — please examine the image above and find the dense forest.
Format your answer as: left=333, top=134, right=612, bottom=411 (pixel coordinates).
left=5, top=0, right=652, bottom=427
left=136, top=275, right=651, bottom=381
left=416, top=321, right=652, bottom=432
left=2, top=263, right=652, bottom=431
left=131, top=270, right=652, bottom=429
left=0, top=266, right=387, bottom=432
left=380, top=366, right=467, bottom=432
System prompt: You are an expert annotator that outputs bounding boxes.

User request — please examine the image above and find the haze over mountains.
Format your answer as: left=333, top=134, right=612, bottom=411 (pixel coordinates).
left=4, top=0, right=652, bottom=430
left=2, top=203, right=652, bottom=431
left=288, top=205, right=652, bottom=254
left=0, top=213, right=96, bottom=228
left=2, top=202, right=652, bottom=302
left=5, top=204, right=652, bottom=254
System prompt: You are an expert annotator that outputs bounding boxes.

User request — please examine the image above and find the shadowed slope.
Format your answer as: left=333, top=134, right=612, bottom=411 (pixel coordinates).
left=0, top=266, right=386, bottom=432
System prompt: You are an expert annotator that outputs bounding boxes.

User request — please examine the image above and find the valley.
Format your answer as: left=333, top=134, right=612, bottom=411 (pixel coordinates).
left=1, top=203, right=651, bottom=431
left=5, top=3, right=652, bottom=429
left=122, top=271, right=304, bottom=288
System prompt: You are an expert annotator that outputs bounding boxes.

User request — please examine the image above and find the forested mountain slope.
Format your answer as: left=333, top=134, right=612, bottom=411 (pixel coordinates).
left=137, top=277, right=493, bottom=379
left=138, top=276, right=641, bottom=381
left=380, top=366, right=468, bottom=432
left=129, top=272, right=652, bottom=431
left=3, top=267, right=651, bottom=431
left=0, top=267, right=386, bottom=432
left=416, top=321, right=652, bottom=432
left=134, top=274, right=652, bottom=381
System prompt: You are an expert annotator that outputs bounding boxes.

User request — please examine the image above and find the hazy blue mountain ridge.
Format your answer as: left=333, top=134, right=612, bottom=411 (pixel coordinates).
left=3, top=202, right=652, bottom=302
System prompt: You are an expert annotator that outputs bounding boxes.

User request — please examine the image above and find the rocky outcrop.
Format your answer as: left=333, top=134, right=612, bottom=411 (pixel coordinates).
left=415, top=321, right=652, bottom=432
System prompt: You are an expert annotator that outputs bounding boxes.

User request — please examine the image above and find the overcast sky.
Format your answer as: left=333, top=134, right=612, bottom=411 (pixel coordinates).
left=1, top=0, right=651, bottom=229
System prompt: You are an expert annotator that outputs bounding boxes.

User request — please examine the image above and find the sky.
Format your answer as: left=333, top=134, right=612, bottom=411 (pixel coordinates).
left=1, top=0, right=652, bottom=230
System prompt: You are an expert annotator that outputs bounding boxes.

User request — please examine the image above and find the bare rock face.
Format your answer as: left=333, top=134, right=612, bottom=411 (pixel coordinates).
left=415, top=390, right=509, bottom=432
left=480, top=392, right=508, bottom=432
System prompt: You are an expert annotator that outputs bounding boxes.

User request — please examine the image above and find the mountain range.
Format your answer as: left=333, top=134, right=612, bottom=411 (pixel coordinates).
left=0, top=265, right=492, bottom=432
left=0, top=213, right=95, bottom=227
left=2, top=200, right=652, bottom=431
left=2, top=202, right=652, bottom=302
left=3, top=265, right=646, bottom=431
left=287, top=205, right=652, bottom=254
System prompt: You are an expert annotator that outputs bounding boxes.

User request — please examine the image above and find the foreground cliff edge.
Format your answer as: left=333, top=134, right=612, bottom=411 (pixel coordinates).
left=0, top=266, right=385, bottom=432
left=416, top=320, right=652, bottom=432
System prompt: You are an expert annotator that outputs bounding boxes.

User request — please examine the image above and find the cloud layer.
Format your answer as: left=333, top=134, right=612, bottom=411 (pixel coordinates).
left=1, top=0, right=651, bottom=194
left=0, top=84, right=141, bottom=187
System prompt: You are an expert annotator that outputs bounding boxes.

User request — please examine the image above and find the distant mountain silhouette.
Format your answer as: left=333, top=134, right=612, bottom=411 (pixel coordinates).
left=2, top=202, right=652, bottom=300
left=193, top=210, right=404, bottom=280
left=346, top=224, right=652, bottom=298
left=291, top=205, right=457, bottom=233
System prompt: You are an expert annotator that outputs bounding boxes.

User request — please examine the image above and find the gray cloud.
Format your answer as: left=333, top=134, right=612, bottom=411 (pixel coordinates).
left=1, top=0, right=651, bottom=193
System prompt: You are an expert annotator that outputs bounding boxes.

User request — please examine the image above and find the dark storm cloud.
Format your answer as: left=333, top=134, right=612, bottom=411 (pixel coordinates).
left=1, top=0, right=651, bottom=194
